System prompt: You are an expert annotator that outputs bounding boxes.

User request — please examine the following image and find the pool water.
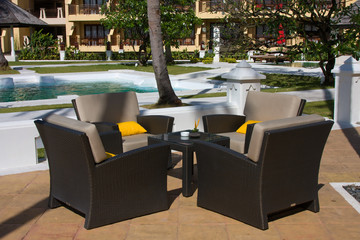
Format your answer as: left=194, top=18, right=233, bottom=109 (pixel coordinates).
left=0, top=81, right=159, bottom=102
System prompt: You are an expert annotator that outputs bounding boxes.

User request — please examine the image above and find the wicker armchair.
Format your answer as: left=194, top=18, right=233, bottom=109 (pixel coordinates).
left=202, top=91, right=306, bottom=153
left=72, top=91, right=174, bottom=152
left=35, top=114, right=170, bottom=229
left=195, top=114, right=333, bottom=230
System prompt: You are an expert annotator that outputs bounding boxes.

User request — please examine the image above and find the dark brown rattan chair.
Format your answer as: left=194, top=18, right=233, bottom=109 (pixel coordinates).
left=202, top=91, right=306, bottom=153
left=195, top=115, right=333, bottom=230
left=72, top=91, right=174, bottom=152
left=35, top=115, right=170, bottom=229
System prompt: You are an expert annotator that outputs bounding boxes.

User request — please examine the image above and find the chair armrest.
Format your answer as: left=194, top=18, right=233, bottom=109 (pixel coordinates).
left=202, top=114, right=246, bottom=133
left=99, top=130, right=123, bottom=154
left=93, top=122, right=119, bottom=133
left=137, top=115, right=174, bottom=134
left=244, top=123, right=256, bottom=154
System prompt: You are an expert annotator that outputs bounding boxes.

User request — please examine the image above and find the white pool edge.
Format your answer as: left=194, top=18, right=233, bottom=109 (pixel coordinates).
left=330, top=182, right=360, bottom=214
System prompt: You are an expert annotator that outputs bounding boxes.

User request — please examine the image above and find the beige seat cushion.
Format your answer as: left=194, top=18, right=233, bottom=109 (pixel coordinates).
left=74, top=92, right=140, bottom=123
left=248, top=114, right=325, bottom=162
left=45, top=114, right=107, bottom=163
left=244, top=91, right=302, bottom=121
left=219, top=132, right=246, bottom=153
left=122, top=133, right=153, bottom=152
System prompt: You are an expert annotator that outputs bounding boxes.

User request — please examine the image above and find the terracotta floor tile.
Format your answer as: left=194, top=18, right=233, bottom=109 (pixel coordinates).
left=270, top=210, right=322, bottom=225
left=22, top=172, right=50, bottom=195
left=275, top=223, right=332, bottom=239
left=0, top=173, right=38, bottom=194
left=7, top=194, right=48, bottom=209
left=324, top=224, right=360, bottom=239
left=74, top=222, right=130, bottom=240
left=23, top=223, right=80, bottom=240
left=36, top=207, right=84, bottom=225
left=318, top=185, right=350, bottom=207
left=126, top=223, right=177, bottom=240
left=0, top=195, right=16, bottom=210
left=179, top=206, right=228, bottom=224
left=178, top=192, right=198, bottom=207
left=0, top=223, right=33, bottom=240
left=226, top=223, right=282, bottom=240
left=0, top=207, right=44, bottom=225
left=178, top=224, right=228, bottom=240
left=130, top=208, right=178, bottom=224
left=318, top=207, right=360, bottom=224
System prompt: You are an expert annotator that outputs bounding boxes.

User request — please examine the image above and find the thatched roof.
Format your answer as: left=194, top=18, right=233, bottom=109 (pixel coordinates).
left=0, top=0, right=47, bottom=27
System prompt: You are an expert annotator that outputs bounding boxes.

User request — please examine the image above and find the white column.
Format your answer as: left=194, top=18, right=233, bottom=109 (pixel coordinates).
left=57, top=7, right=64, bottom=18
left=213, top=25, right=220, bottom=63
left=332, top=56, right=360, bottom=125
left=222, top=60, right=266, bottom=115
left=40, top=8, right=46, bottom=18
left=10, top=26, right=15, bottom=58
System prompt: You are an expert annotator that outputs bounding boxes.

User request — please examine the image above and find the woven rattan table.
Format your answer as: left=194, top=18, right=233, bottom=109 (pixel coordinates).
left=148, top=131, right=230, bottom=197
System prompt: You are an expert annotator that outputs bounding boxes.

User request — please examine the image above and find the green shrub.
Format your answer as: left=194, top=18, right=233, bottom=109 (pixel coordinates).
left=225, top=58, right=237, bottom=63
left=190, top=57, right=200, bottom=63
left=202, top=57, right=213, bottom=64
left=18, top=30, right=59, bottom=60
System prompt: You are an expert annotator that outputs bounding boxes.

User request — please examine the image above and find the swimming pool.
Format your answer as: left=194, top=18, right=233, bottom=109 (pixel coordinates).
left=0, top=72, right=216, bottom=102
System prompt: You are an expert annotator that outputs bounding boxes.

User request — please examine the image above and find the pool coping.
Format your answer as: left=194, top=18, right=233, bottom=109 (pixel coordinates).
left=330, top=182, right=360, bottom=214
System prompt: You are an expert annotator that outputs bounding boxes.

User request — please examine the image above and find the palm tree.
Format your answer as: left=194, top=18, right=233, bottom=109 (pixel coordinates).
left=0, top=38, right=9, bottom=70
left=147, top=0, right=182, bottom=105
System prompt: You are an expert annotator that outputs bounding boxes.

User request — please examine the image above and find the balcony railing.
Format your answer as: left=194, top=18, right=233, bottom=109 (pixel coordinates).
left=68, top=4, right=102, bottom=15
left=70, top=37, right=106, bottom=47
left=29, top=8, right=64, bottom=19
left=177, top=38, right=195, bottom=46
left=81, top=38, right=106, bottom=46
left=199, top=0, right=225, bottom=12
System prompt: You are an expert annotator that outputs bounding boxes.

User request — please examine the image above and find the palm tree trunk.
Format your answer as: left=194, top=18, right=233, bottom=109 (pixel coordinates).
left=147, top=0, right=182, bottom=105
left=0, top=38, right=9, bottom=70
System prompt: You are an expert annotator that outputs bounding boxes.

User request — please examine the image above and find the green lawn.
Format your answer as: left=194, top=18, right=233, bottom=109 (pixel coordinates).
left=8, top=61, right=132, bottom=66
left=303, top=100, right=334, bottom=119
left=0, top=104, right=73, bottom=113
left=212, top=73, right=334, bottom=92
left=28, top=64, right=211, bottom=75
left=0, top=68, right=20, bottom=74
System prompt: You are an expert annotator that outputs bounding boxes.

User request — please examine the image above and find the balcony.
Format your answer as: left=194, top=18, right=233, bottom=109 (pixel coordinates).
left=30, top=7, right=66, bottom=25
left=68, top=4, right=103, bottom=21
left=197, top=0, right=226, bottom=19
left=68, top=4, right=102, bottom=15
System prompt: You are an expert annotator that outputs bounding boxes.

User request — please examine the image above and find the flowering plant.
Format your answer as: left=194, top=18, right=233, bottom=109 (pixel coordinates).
left=193, top=118, right=200, bottom=132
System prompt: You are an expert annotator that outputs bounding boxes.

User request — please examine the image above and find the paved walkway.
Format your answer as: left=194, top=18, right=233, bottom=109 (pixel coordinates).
left=0, top=126, right=359, bottom=239
left=0, top=61, right=359, bottom=239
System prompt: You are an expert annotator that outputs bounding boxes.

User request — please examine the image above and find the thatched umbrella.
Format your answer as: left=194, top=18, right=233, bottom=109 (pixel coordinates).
left=0, top=0, right=47, bottom=67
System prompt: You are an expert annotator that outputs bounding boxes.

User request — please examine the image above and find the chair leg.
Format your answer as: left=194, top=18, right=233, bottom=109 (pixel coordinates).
left=305, top=197, right=320, bottom=213
left=48, top=195, right=62, bottom=208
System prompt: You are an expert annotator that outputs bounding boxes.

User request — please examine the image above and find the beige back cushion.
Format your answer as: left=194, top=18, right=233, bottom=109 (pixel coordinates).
left=218, top=132, right=246, bottom=153
left=248, top=114, right=325, bottom=162
left=75, top=91, right=140, bottom=123
left=45, top=114, right=107, bottom=163
left=244, top=91, right=302, bottom=121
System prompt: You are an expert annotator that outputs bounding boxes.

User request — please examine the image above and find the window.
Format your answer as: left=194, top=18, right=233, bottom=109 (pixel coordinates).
left=85, top=25, right=105, bottom=39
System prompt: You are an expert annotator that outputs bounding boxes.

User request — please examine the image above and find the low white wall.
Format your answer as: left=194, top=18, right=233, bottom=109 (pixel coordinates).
left=141, top=103, right=238, bottom=132
left=0, top=121, right=41, bottom=173
left=0, top=103, right=238, bottom=175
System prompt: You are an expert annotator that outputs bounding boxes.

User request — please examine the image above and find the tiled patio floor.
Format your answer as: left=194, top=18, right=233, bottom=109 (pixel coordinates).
left=0, top=127, right=359, bottom=240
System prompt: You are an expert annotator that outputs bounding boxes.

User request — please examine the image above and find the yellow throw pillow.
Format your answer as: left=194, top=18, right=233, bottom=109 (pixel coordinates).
left=105, top=152, right=116, bottom=159
left=117, top=121, right=147, bottom=136
left=236, top=120, right=262, bottom=134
